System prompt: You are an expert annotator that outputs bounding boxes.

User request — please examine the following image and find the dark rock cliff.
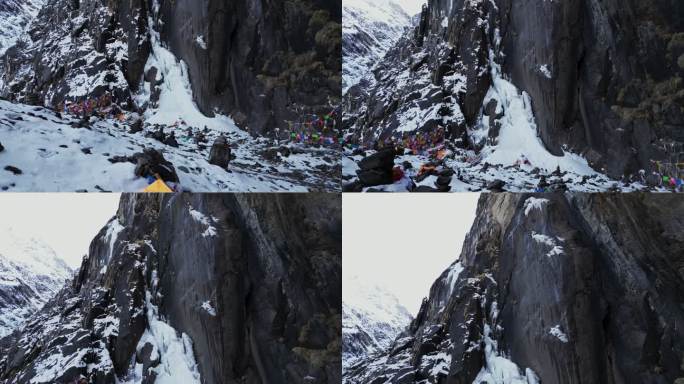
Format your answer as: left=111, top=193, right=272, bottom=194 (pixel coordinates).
left=0, top=0, right=341, bottom=135
left=155, top=0, right=341, bottom=134
left=497, top=0, right=683, bottom=177
left=0, top=0, right=151, bottom=107
left=344, top=0, right=683, bottom=179
left=345, top=193, right=684, bottom=383
left=0, top=193, right=342, bottom=384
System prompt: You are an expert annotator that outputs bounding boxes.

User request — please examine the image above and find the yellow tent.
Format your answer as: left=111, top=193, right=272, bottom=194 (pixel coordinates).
left=143, top=179, right=173, bottom=193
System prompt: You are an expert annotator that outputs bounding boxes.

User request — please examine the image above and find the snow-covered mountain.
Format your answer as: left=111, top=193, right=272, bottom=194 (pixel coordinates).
left=0, top=99, right=339, bottom=192
left=0, top=227, right=72, bottom=338
left=342, top=0, right=684, bottom=192
left=0, top=0, right=44, bottom=55
left=342, top=276, right=412, bottom=376
left=0, top=0, right=341, bottom=192
left=342, top=0, right=411, bottom=93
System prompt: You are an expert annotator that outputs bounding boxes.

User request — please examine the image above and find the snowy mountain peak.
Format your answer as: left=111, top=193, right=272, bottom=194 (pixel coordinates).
left=0, top=227, right=71, bottom=276
left=0, top=0, right=44, bottom=55
left=343, top=0, right=411, bottom=92
left=0, top=227, right=72, bottom=337
left=343, top=276, right=412, bottom=375
left=344, top=0, right=410, bottom=26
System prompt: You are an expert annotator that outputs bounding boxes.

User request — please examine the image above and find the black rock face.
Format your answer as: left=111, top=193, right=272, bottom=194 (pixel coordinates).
left=156, top=0, right=342, bottom=135
left=0, top=193, right=342, bottom=384
left=346, top=193, right=684, bottom=383
left=0, top=0, right=341, bottom=135
left=1, top=0, right=151, bottom=109
left=496, top=0, right=684, bottom=177
left=344, top=0, right=684, bottom=179
left=356, top=148, right=396, bottom=187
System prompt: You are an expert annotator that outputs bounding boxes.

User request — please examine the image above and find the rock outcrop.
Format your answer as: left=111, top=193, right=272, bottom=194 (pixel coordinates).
left=0, top=193, right=342, bottom=384
left=498, top=0, right=684, bottom=178
left=355, top=147, right=396, bottom=187
left=345, top=193, right=684, bottom=383
left=0, top=0, right=341, bottom=135
left=208, top=136, right=231, bottom=169
left=343, top=0, right=684, bottom=179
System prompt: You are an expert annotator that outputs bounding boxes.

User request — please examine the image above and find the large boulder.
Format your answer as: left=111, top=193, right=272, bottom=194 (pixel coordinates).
left=208, top=136, right=231, bottom=169
left=356, top=148, right=396, bottom=187
left=357, top=169, right=394, bottom=187
left=133, top=148, right=179, bottom=182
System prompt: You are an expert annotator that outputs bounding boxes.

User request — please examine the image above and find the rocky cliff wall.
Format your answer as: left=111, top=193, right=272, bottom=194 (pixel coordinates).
left=343, top=0, right=683, bottom=178
left=0, top=193, right=342, bottom=384
left=346, top=193, right=684, bottom=383
left=0, top=0, right=341, bottom=135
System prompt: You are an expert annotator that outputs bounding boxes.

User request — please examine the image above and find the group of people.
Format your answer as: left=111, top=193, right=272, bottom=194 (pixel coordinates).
left=397, top=129, right=447, bottom=155
left=660, top=174, right=684, bottom=190
left=343, top=128, right=447, bottom=156
left=55, top=93, right=126, bottom=121
left=287, top=130, right=338, bottom=146
left=283, top=111, right=339, bottom=147
left=286, top=112, right=337, bottom=130
left=638, top=163, right=684, bottom=191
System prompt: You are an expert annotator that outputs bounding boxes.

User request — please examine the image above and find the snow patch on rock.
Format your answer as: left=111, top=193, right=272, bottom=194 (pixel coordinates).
left=524, top=197, right=549, bottom=216
left=473, top=303, right=541, bottom=384
left=188, top=206, right=218, bottom=238
left=481, top=35, right=598, bottom=175
left=539, top=64, right=552, bottom=79
left=531, top=231, right=565, bottom=257
left=201, top=301, right=216, bottom=316
left=105, top=218, right=125, bottom=263
left=138, top=291, right=202, bottom=383
left=550, top=325, right=569, bottom=342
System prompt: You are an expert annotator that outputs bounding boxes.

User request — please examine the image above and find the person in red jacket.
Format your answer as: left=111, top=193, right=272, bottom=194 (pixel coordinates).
left=393, top=166, right=405, bottom=182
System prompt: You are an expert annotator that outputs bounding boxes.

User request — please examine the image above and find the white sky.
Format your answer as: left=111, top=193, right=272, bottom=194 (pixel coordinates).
left=0, top=194, right=121, bottom=267
left=397, top=0, right=426, bottom=15
left=343, top=193, right=480, bottom=315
